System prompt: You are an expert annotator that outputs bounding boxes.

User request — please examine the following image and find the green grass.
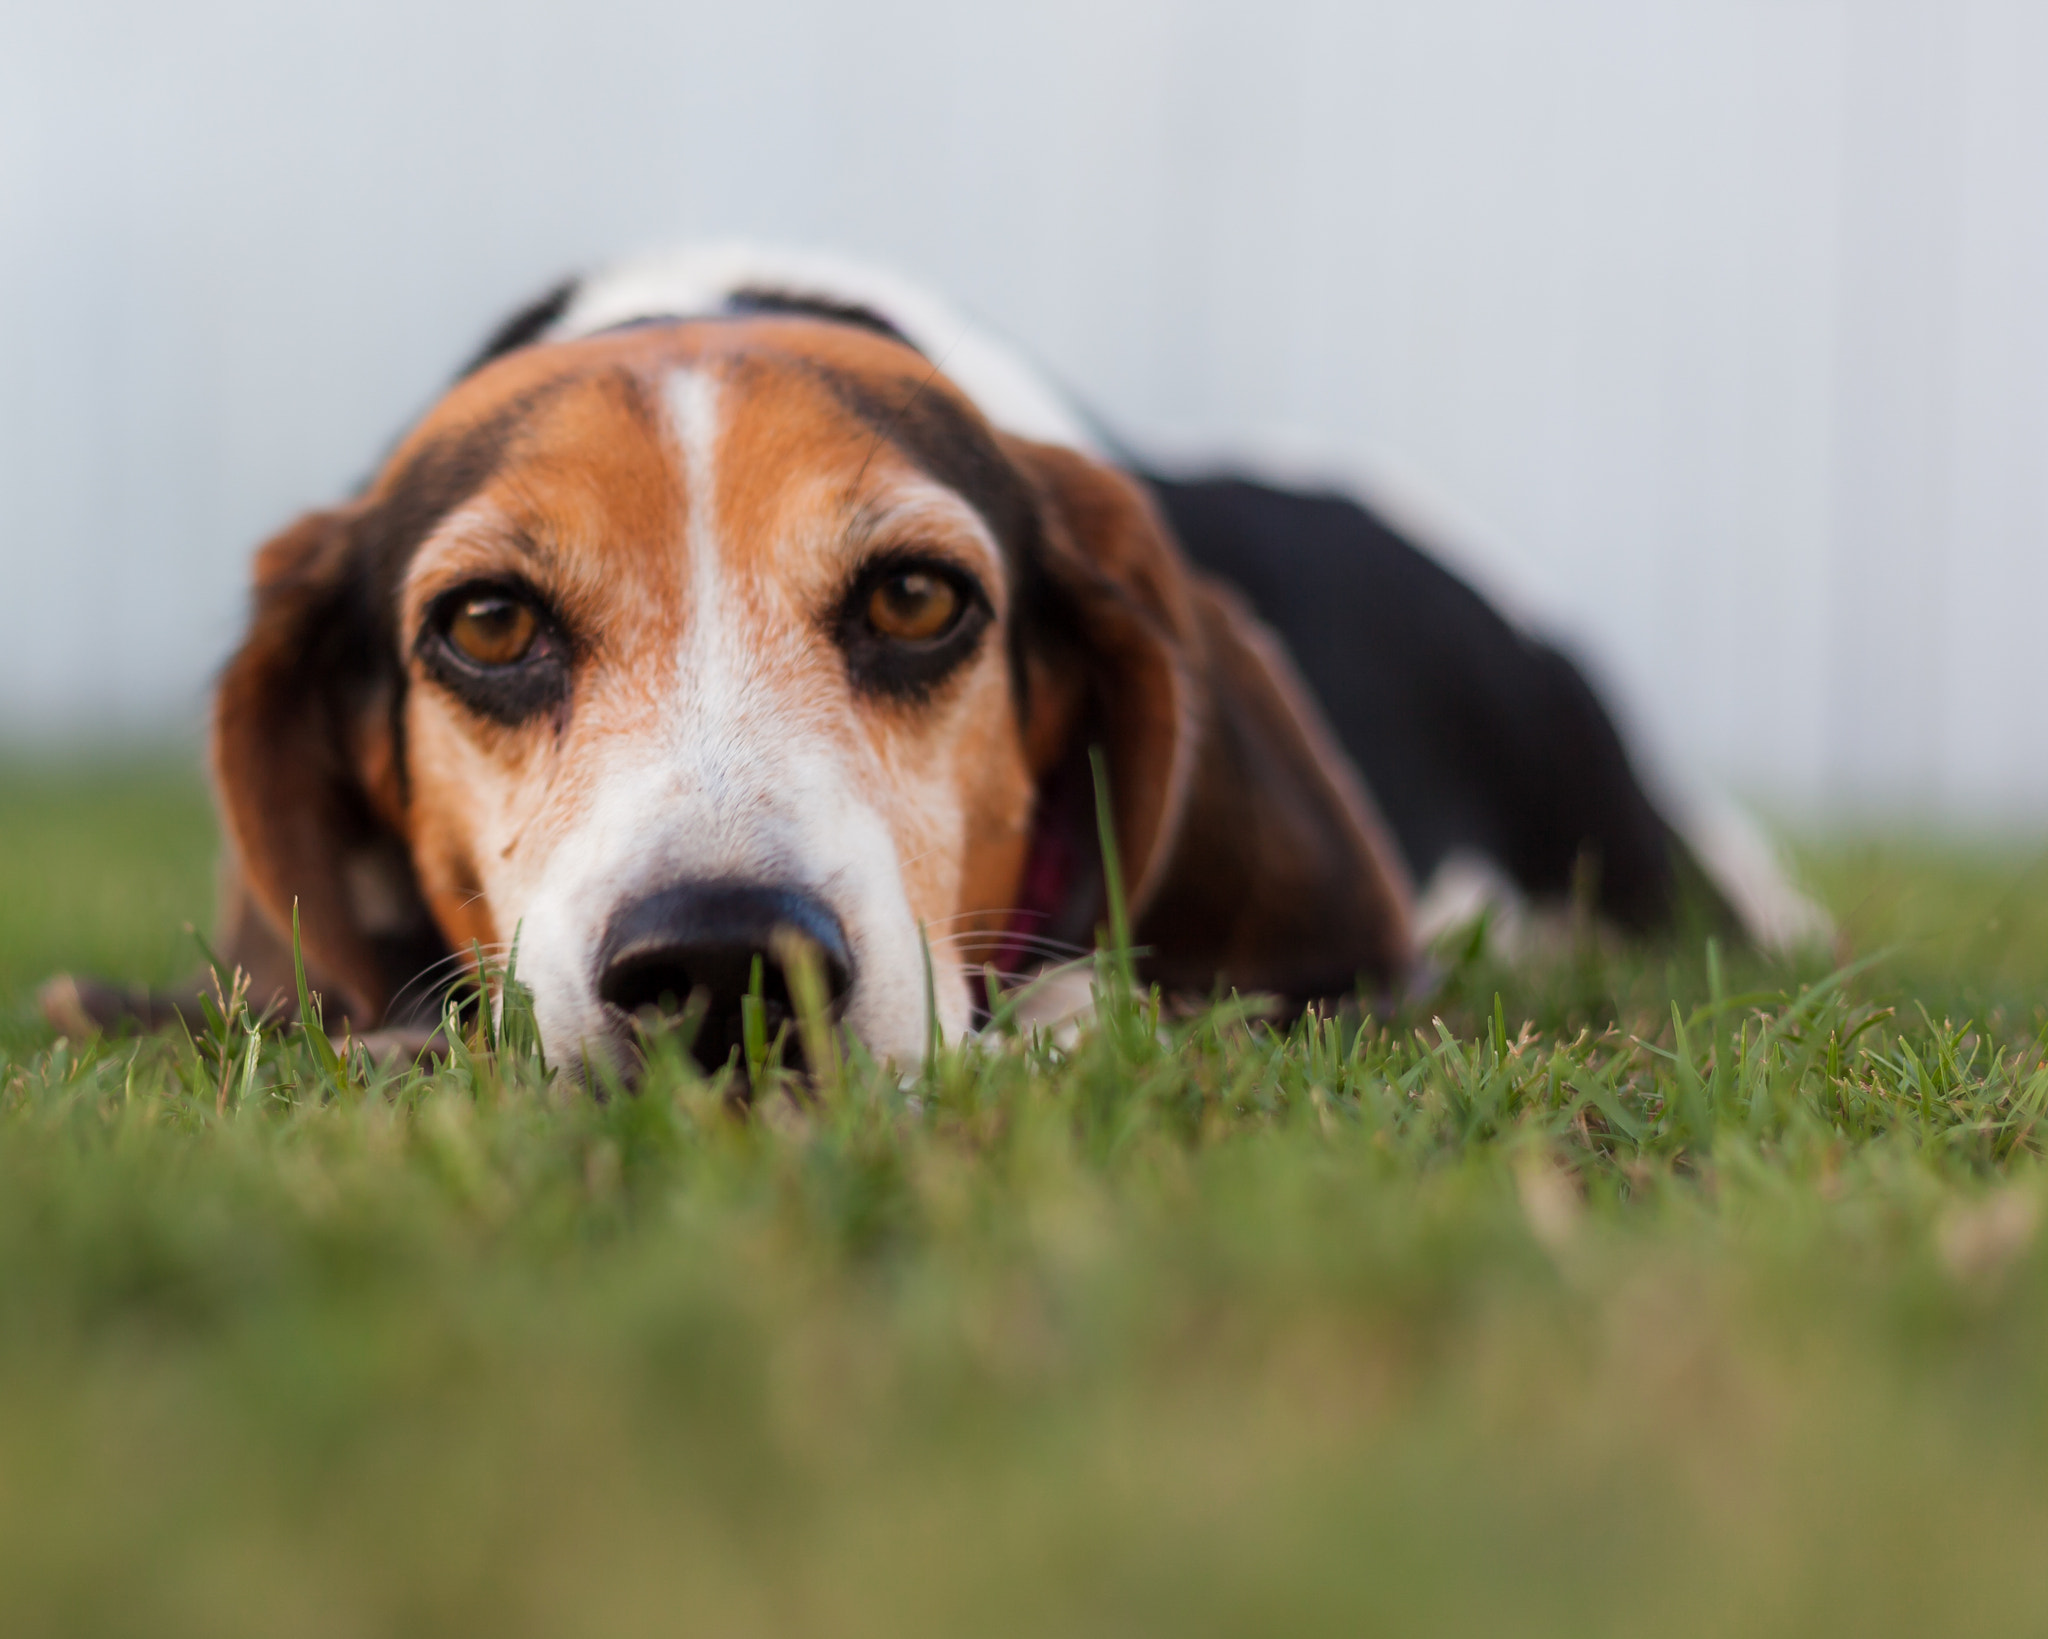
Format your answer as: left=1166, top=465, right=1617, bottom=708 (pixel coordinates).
left=0, top=757, right=219, bottom=1054
left=9, top=757, right=2048, bottom=1636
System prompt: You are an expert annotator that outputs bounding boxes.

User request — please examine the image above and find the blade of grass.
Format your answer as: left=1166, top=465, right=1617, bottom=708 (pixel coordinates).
left=290, top=900, right=345, bottom=1082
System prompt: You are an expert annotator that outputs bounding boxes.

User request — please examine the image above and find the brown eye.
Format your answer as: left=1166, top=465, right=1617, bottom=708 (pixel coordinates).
left=865, top=571, right=961, bottom=643
left=446, top=596, right=539, bottom=667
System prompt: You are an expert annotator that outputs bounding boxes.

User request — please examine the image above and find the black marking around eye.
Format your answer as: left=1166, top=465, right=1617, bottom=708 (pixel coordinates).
left=804, top=362, right=1054, bottom=717
left=415, top=579, right=574, bottom=728
left=292, top=376, right=578, bottom=802
left=812, top=367, right=1035, bottom=550
left=835, top=553, right=993, bottom=702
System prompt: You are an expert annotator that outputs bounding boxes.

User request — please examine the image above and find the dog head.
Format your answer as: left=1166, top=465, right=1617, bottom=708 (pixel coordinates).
left=213, top=307, right=1412, bottom=1071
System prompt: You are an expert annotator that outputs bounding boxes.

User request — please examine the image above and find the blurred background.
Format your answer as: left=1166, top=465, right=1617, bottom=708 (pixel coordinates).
left=3, top=0, right=2044, bottom=825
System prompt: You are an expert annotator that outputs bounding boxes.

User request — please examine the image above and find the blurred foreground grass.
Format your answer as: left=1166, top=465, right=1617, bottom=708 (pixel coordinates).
left=0, top=758, right=216, bottom=1047
left=8, top=756, right=2048, bottom=1636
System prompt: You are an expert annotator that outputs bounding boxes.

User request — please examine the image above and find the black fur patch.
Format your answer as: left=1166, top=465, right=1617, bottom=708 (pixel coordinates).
left=457, top=277, right=578, bottom=380
left=724, top=287, right=918, bottom=351
left=804, top=360, right=1055, bottom=717
left=1143, top=475, right=1730, bottom=934
left=456, top=276, right=923, bottom=388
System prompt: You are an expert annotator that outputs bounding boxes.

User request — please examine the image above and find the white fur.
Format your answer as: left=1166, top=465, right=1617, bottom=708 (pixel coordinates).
left=546, top=242, right=1104, bottom=457
left=1413, top=814, right=1834, bottom=962
left=1674, top=796, right=1835, bottom=954
left=1412, top=852, right=1530, bottom=953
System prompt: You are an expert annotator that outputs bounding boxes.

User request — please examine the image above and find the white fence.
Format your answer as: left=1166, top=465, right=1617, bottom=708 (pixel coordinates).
left=3, top=0, right=2044, bottom=822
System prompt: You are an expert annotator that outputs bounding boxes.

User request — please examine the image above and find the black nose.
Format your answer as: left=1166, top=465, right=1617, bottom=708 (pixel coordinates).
left=596, top=882, right=853, bottom=1073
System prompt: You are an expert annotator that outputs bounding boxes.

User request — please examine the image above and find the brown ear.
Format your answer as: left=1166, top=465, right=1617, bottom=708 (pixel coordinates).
left=209, top=507, right=443, bottom=1027
left=1008, top=441, right=1207, bottom=911
left=1010, top=440, right=1414, bottom=1001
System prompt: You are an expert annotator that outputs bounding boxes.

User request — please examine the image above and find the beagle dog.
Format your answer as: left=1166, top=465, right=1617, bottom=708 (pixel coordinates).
left=43, top=246, right=1822, bottom=1071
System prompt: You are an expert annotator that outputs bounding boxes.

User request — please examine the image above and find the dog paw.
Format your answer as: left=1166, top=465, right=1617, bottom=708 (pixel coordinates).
left=37, top=974, right=192, bottom=1038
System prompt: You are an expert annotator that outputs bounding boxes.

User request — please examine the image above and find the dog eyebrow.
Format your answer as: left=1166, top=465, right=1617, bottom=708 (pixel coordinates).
left=799, top=359, right=1053, bottom=718
left=806, top=362, right=1039, bottom=560
left=355, top=376, right=581, bottom=598
left=480, top=523, right=559, bottom=571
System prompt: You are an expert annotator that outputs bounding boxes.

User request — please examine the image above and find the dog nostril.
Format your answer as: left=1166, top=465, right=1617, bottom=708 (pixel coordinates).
left=595, top=884, right=853, bottom=1074
left=598, top=943, right=758, bottom=1022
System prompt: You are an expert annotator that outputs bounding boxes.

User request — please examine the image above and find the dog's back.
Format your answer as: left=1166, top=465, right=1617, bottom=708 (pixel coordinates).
left=1147, top=475, right=1703, bottom=932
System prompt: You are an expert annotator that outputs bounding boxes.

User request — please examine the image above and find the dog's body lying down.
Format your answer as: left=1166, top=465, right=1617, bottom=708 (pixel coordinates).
left=45, top=246, right=1824, bottom=1070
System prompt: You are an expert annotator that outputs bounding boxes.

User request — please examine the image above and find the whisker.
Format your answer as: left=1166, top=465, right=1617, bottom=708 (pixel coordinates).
left=929, top=927, right=1086, bottom=947
left=966, top=956, right=1101, bottom=1007
left=953, top=967, right=1056, bottom=992
left=948, top=951, right=1097, bottom=983
left=917, top=907, right=1085, bottom=938
left=896, top=840, right=953, bottom=876
left=929, top=933, right=1092, bottom=959
left=924, top=908, right=1086, bottom=935
left=935, top=951, right=1093, bottom=975
left=944, top=909, right=1070, bottom=930
left=387, top=952, right=473, bottom=1001
left=384, top=942, right=515, bottom=1020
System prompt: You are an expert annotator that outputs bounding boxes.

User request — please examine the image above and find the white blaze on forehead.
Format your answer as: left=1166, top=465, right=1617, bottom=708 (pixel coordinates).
left=667, top=367, right=724, bottom=618
left=659, top=364, right=771, bottom=789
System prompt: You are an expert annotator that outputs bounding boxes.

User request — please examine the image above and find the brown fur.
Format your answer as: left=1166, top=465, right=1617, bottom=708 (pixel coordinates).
left=52, top=317, right=1414, bottom=1054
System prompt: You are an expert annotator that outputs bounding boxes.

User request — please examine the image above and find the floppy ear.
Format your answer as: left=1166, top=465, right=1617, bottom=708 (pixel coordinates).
left=209, top=506, right=445, bottom=1028
left=1009, top=440, right=1415, bottom=1001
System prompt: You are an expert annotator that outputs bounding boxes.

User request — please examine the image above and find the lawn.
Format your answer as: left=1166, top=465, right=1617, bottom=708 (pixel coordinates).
left=6, top=755, right=2048, bottom=1636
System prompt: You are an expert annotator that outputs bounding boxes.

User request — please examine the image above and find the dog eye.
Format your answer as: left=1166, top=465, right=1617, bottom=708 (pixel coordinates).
left=865, top=570, right=962, bottom=644
left=418, top=581, right=570, bottom=727
left=446, top=596, right=539, bottom=667
left=838, top=558, right=989, bottom=699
